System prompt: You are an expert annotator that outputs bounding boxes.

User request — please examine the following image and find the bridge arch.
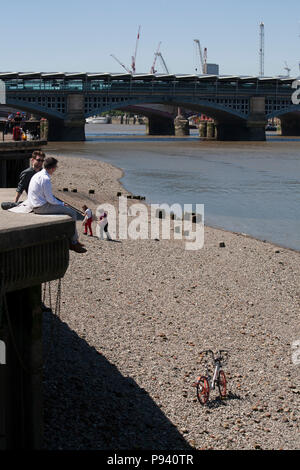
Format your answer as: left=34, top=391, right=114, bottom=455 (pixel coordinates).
left=266, top=103, right=300, bottom=120
left=87, top=97, right=252, bottom=139
left=268, top=106, right=300, bottom=136
left=86, top=97, right=249, bottom=123
left=6, top=99, right=65, bottom=120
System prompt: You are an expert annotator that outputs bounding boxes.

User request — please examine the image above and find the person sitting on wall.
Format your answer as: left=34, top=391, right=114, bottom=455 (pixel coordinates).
left=14, top=150, right=45, bottom=203
left=27, top=156, right=86, bottom=254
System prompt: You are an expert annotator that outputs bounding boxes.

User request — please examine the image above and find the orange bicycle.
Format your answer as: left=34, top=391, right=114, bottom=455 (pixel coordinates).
left=193, top=350, right=228, bottom=404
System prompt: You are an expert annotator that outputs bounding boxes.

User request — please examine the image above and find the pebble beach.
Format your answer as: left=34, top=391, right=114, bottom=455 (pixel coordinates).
left=43, top=154, right=300, bottom=450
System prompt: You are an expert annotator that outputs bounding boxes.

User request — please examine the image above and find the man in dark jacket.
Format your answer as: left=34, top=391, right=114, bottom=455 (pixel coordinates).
left=14, top=150, right=45, bottom=203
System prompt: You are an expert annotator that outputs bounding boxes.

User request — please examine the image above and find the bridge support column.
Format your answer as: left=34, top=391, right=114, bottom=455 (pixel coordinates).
left=47, top=118, right=85, bottom=142
left=174, top=108, right=189, bottom=136
left=215, top=121, right=266, bottom=141
left=47, top=94, right=86, bottom=142
left=207, top=122, right=216, bottom=139
left=146, top=115, right=175, bottom=135
left=280, top=114, right=300, bottom=136
left=199, top=121, right=207, bottom=138
left=199, top=121, right=216, bottom=139
left=216, top=97, right=266, bottom=141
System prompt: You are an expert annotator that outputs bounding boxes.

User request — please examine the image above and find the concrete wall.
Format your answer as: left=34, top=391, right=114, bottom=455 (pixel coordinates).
left=0, top=141, right=47, bottom=188
left=0, top=188, right=73, bottom=449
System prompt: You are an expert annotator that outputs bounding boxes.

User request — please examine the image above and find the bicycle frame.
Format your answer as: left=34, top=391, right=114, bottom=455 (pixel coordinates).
left=194, top=349, right=228, bottom=404
left=202, top=351, right=221, bottom=390
left=211, top=361, right=221, bottom=390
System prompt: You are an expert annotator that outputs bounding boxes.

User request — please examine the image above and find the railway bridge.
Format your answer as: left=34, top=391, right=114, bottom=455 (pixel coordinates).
left=1, top=72, right=300, bottom=141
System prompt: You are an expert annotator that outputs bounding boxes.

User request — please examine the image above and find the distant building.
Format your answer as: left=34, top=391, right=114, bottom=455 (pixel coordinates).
left=206, top=63, right=219, bottom=75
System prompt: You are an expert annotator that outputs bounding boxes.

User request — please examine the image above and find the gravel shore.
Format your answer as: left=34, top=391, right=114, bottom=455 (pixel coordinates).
left=43, top=154, right=300, bottom=450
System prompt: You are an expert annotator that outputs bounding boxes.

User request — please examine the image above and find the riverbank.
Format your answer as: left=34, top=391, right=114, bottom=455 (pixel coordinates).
left=46, top=136, right=300, bottom=252
left=43, top=154, right=300, bottom=450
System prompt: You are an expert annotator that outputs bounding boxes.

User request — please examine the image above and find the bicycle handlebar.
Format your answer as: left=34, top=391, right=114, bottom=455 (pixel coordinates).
left=199, top=349, right=229, bottom=363
left=218, top=349, right=229, bottom=356
left=199, top=349, right=214, bottom=357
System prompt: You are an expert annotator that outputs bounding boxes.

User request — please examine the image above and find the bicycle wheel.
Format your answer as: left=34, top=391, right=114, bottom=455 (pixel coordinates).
left=218, top=370, right=227, bottom=398
left=196, top=376, right=209, bottom=405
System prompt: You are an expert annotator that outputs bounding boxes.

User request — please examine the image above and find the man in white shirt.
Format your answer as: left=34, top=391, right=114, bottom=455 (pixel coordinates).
left=28, top=156, right=86, bottom=254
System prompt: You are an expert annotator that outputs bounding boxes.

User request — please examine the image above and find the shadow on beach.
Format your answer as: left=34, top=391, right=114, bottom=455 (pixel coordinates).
left=205, top=392, right=243, bottom=410
left=43, top=311, right=192, bottom=450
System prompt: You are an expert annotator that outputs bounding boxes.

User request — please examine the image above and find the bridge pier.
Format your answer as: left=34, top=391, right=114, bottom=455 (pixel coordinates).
left=47, top=118, right=85, bottom=142
left=174, top=109, right=190, bottom=136
left=46, top=94, right=86, bottom=142
left=146, top=115, right=175, bottom=135
left=215, top=97, right=266, bottom=141
left=199, top=121, right=216, bottom=139
left=215, top=120, right=266, bottom=141
left=199, top=121, right=207, bottom=138
left=280, top=113, right=300, bottom=136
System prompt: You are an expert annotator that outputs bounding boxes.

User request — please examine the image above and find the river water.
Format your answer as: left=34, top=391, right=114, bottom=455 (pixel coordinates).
left=47, top=123, right=300, bottom=252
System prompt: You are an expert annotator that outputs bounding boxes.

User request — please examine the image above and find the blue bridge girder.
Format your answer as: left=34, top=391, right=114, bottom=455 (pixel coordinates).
left=1, top=72, right=300, bottom=140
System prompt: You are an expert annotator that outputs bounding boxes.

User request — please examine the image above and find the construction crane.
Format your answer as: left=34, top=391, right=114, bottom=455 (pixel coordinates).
left=284, top=61, right=291, bottom=77
left=259, top=22, right=265, bottom=77
left=110, top=25, right=141, bottom=74
left=203, top=47, right=207, bottom=74
left=150, top=41, right=162, bottom=74
left=194, top=39, right=204, bottom=73
left=110, top=54, right=131, bottom=74
left=131, top=25, right=141, bottom=74
left=157, top=52, right=169, bottom=74
left=194, top=39, right=208, bottom=74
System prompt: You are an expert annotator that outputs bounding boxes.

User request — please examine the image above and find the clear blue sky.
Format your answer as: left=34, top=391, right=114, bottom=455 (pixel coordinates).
left=1, top=0, right=300, bottom=76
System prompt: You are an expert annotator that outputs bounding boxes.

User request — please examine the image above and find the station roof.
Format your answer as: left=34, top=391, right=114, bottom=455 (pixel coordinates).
left=0, top=72, right=19, bottom=79
left=86, top=73, right=111, bottom=80
left=217, top=75, right=240, bottom=81
left=18, top=72, right=42, bottom=79
left=0, top=72, right=298, bottom=85
left=40, top=72, right=66, bottom=79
